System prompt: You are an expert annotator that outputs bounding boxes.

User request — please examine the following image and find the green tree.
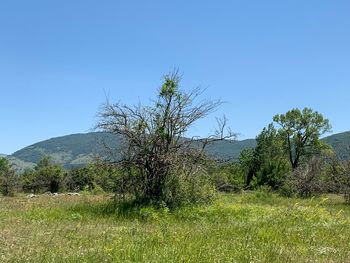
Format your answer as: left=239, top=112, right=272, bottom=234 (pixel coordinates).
left=86, top=159, right=121, bottom=192
left=36, top=157, right=66, bottom=193
left=65, top=166, right=94, bottom=192
left=273, top=108, right=332, bottom=169
left=21, top=168, right=41, bottom=193
left=208, top=161, right=245, bottom=192
left=240, top=124, right=290, bottom=188
left=0, top=158, right=17, bottom=196
left=254, top=124, right=290, bottom=188
left=22, top=157, right=66, bottom=193
left=239, top=148, right=259, bottom=187
left=343, top=159, right=350, bottom=204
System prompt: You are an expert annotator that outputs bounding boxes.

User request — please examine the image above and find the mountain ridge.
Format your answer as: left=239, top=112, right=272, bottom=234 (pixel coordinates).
left=323, top=131, right=350, bottom=160
left=8, top=131, right=350, bottom=172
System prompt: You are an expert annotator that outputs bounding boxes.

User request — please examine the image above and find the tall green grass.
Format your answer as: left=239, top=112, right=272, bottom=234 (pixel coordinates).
left=0, top=193, right=349, bottom=262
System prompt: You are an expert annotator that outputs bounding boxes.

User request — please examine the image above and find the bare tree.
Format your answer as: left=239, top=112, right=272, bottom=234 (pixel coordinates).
left=287, top=159, right=324, bottom=197
left=96, top=72, right=234, bottom=205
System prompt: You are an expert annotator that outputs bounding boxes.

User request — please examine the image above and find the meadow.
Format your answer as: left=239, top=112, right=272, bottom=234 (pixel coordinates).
left=1, top=192, right=350, bottom=263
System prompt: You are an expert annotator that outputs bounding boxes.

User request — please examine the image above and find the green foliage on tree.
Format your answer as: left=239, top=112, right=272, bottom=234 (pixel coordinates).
left=343, top=160, right=350, bottom=204
left=209, top=162, right=246, bottom=192
left=240, top=108, right=333, bottom=192
left=273, top=108, right=332, bottom=169
left=0, top=157, right=17, bottom=196
left=239, top=148, right=259, bottom=187
left=65, top=159, right=123, bottom=193
left=240, top=124, right=290, bottom=189
left=254, top=124, right=290, bottom=189
left=22, top=157, right=66, bottom=193
left=86, top=160, right=123, bottom=193
left=22, top=168, right=41, bottom=193
left=65, top=166, right=94, bottom=192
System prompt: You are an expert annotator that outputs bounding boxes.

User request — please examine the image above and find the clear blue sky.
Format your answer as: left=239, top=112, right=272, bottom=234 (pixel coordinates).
left=1, top=0, right=350, bottom=154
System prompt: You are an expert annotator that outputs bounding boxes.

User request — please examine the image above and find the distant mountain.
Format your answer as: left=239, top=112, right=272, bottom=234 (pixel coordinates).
left=8, top=131, right=350, bottom=172
left=6, top=156, right=35, bottom=173
left=10, top=132, right=257, bottom=170
left=0, top=154, right=34, bottom=173
left=11, top=132, right=123, bottom=169
left=205, top=139, right=257, bottom=160
left=323, top=131, right=350, bottom=160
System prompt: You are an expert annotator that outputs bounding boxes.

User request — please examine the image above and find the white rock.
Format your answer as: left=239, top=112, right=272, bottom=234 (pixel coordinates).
left=67, top=192, right=80, bottom=196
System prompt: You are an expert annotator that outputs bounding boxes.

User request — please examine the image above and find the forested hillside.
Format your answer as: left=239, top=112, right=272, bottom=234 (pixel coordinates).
left=323, top=131, right=350, bottom=160
left=6, top=131, right=350, bottom=171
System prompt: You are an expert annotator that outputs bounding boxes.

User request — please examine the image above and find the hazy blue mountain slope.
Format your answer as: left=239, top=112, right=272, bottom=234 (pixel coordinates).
left=9, top=131, right=350, bottom=171
left=0, top=154, right=35, bottom=173
left=205, top=139, right=257, bottom=160
left=11, top=132, right=123, bottom=168
left=323, top=131, right=350, bottom=160
left=6, top=156, right=35, bottom=173
left=10, top=132, right=256, bottom=168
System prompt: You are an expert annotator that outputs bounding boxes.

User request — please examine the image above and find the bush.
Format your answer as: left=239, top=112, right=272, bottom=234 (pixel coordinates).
left=64, top=167, right=94, bottom=192
left=255, top=159, right=290, bottom=190
left=284, top=159, right=324, bottom=198
left=278, top=183, right=295, bottom=198
left=163, top=172, right=217, bottom=208
left=21, top=157, right=66, bottom=193
left=91, top=183, right=105, bottom=195
left=209, top=162, right=245, bottom=193
left=0, top=158, right=18, bottom=196
left=254, top=185, right=273, bottom=199
left=342, top=160, right=350, bottom=204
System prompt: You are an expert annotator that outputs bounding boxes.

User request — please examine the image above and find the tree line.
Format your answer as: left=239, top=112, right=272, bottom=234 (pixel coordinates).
left=1, top=72, right=350, bottom=208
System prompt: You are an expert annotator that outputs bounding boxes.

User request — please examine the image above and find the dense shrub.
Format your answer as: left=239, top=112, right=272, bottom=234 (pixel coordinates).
left=284, top=159, right=324, bottom=198
left=64, top=167, right=94, bottom=192
left=209, top=162, right=245, bottom=192
left=341, top=160, right=350, bottom=204
left=255, top=159, right=290, bottom=190
left=239, top=124, right=291, bottom=189
left=21, top=157, right=66, bottom=193
left=163, top=171, right=217, bottom=208
left=0, top=158, right=18, bottom=196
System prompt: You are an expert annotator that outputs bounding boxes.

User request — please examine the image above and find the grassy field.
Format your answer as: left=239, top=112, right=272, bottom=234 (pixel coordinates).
left=1, top=192, right=350, bottom=262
